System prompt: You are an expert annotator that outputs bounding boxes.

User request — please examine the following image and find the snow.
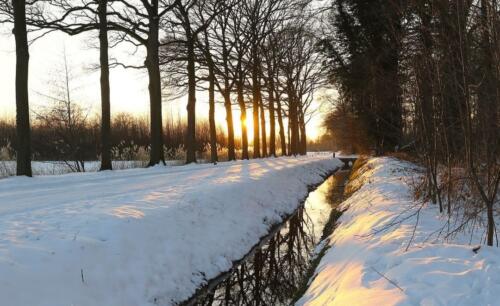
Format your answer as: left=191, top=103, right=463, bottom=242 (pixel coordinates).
left=0, top=160, right=168, bottom=177
left=0, top=155, right=341, bottom=306
left=297, top=157, right=500, bottom=306
left=334, top=152, right=358, bottom=159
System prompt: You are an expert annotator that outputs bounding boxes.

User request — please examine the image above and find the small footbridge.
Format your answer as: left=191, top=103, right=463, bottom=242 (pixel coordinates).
left=333, top=153, right=358, bottom=169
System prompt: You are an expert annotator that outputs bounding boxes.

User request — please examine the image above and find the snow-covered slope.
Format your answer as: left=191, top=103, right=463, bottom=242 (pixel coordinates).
left=0, top=156, right=340, bottom=306
left=297, top=157, right=500, bottom=306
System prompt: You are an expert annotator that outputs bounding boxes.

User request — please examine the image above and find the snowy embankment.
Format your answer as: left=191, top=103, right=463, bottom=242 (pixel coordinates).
left=0, top=156, right=340, bottom=306
left=297, top=157, right=500, bottom=306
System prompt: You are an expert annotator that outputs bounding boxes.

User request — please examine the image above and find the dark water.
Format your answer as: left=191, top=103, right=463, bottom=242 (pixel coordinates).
left=182, top=170, right=350, bottom=306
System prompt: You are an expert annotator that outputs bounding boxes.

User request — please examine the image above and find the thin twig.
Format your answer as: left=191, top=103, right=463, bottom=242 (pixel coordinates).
left=370, top=267, right=404, bottom=292
left=405, top=204, right=423, bottom=251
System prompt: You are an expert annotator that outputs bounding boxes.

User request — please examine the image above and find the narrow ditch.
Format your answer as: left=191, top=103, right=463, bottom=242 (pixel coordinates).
left=179, top=169, right=351, bottom=306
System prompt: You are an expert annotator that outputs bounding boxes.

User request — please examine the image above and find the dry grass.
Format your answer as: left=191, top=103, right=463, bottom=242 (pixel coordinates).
left=344, top=155, right=370, bottom=197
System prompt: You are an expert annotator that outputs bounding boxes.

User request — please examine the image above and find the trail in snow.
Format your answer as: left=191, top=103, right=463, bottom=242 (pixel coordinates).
left=0, top=155, right=340, bottom=306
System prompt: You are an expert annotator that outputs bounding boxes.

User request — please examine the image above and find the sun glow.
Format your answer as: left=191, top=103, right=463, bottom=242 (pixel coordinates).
left=211, top=104, right=323, bottom=143
left=0, top=28, right=325, bottom=141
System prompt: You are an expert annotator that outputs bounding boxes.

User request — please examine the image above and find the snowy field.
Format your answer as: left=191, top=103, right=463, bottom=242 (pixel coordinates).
left=297, top=157, right=500, bottom=306
left=0, top=160, right=178, bottom=177
left=0, top=155, right=341, bottom=306
left=0, top=152, right=334, bottom=178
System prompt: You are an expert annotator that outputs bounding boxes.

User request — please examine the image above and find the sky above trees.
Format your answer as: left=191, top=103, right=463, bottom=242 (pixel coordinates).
left=0, top=23, right=328, bottom=139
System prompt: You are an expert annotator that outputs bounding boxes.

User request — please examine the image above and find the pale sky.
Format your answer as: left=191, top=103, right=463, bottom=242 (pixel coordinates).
left=0, top=24, right=327, bottom=140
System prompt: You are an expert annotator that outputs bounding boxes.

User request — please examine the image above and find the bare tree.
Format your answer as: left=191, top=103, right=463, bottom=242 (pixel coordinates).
left=106, top=0, right=177, bottom=166
left=199, top=28, right=218, bottom=163
left=0, top=0, right=33, bottom=176
left=322, top=0, right=500, bottom=246
left=13, top=0, right=32, bottom=176
left=198, top=4, right=241, bottom=161
left=35, top=51, right=93, bottom=172
left=98, top=0, right=112, bottom=170
left=229, top=4, right=252, bottom=159
left=8, top=0, right=115, bottom=170
left=165, top=0, right=226, bottom=164
left=262, top=36, right=278, bottom=156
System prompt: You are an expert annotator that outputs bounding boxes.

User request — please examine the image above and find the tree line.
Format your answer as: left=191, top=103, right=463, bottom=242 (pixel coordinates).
left=0, top=114, right=228, bottom=164
left=321, top=0, right=499, bottom=245
left=0, top=0, right=326, bottom=176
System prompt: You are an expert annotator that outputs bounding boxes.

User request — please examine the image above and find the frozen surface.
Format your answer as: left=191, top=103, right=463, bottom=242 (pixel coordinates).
left=297, top=157, right=500, bottom=306
left=0, top=156, right=341, bottom=306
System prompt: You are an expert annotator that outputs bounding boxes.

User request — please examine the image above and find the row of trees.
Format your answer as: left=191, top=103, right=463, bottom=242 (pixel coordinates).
left=0, top=0, right=326, bottom=176
left=0, top=113, right=227, bottom=164
left=322, top=0, right=499, bottom=245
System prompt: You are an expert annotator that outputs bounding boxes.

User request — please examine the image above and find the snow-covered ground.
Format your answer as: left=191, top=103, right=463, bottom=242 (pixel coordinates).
left=0, top=160, right=170, bottom=177
left=0, top=155, right=341, bottom=306
left=0, top=152, right=336, bottom=178
left=297, top=157, right=500, bottom=306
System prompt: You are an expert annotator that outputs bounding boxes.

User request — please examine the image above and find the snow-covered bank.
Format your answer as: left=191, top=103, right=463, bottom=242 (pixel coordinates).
left=0, top=156, right=341, bottom=306
left=297, top=157, right=500, bottom=306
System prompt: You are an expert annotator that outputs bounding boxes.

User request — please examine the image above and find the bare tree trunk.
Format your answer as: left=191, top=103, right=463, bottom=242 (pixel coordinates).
left=224, top=92, right=236, bottom=161
left=276, top=96, right=286, bottom=156
left=287, top=113, right=291, bottom=155
left=478, top=0, right=498, bottom=246
left=146, top=11, right=165, bottom=166
left=237, top=81, right=249, bottom=159
left=98, top=0, right=112, bottom=171
left=299, top=110, right=307, bottom=155
left=252, top=51, right=261, bottom=158
left=208, top=65, right=217, bottom=163
left=259, top=95, right=267, bottom=157
left=13, top=0, right=32, bottom=177
left=268, top=78, right=276, bottom=157
left=186, top=37, right=197, bottom=164
left=487, top=201, right=495, bottom=246
left=288, top=86, right=299, bottom=155
left=415, top=1, right=436, bottom=201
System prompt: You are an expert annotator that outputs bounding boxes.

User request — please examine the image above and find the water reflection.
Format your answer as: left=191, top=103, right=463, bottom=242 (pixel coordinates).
left=185, top=171, right=350, bottom=306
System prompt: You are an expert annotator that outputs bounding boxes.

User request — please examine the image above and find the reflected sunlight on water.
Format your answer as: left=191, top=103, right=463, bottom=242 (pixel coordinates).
left=184, top=170, right=350, bottom=306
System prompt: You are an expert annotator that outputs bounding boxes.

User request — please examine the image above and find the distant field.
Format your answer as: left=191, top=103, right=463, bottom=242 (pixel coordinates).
left=0, top=160, right=152, bottom=177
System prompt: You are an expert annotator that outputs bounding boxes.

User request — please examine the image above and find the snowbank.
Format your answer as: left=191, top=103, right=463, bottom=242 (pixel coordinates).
left=0, top=156, right=340, bottom=306
left=297, top=157, right=500, bottom=306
